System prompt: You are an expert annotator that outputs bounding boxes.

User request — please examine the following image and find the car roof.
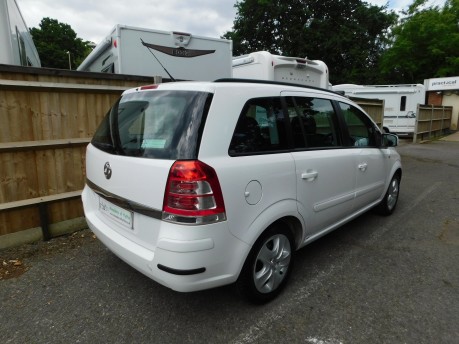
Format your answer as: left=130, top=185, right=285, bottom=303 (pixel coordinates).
left=122, top=78, right=347, bottom=99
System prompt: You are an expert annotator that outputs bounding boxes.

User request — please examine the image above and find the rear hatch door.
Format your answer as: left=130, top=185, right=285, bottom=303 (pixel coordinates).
left=85, top=87, right=213, bottom=245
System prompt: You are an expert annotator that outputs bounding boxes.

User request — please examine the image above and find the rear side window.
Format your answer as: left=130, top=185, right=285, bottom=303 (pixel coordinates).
left=229, top=97, right=288, bottom=155
left=286, top=97, right=340, bottom=149
left=92, top=90, right=212, bottom=160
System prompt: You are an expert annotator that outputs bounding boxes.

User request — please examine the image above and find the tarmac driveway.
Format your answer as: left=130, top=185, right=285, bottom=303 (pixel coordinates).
left=1, top=139, right=458, bottom=344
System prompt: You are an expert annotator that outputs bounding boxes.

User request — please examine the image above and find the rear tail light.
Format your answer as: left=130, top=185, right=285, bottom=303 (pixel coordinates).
left=162, top=160, right=226, bottom=225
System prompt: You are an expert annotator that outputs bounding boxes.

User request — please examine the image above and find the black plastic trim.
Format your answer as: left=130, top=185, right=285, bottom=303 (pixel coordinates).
left=214, top=77, right=342, bottom=96
left=86, top=179, right=162, bottom=220
left=157, top=264, right=206, bottom=275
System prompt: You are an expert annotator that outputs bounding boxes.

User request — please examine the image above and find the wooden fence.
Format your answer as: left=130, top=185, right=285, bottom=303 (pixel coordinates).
left=0, top=66, right=385, bottom=245
left=349, top=97, right=384, bottom=130
left=0, top=65, right=158, bottom=243
left=413, top=105, right=453, bottom=143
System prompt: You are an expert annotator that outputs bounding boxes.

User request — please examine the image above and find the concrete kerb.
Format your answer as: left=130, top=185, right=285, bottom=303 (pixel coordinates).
left=439, top=131, right=459, bottom=142
left=0, top=217, right=88, bottom=250
left=407, top=131, right=459, bottom=144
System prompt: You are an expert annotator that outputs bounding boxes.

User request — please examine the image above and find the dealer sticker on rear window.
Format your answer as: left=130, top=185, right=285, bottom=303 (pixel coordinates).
left=141, top=139, right=166, bottom=149
left=99, top=197, right=134, bottom=229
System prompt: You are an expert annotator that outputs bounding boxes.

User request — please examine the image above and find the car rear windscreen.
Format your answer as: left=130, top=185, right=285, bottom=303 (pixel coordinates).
left=91, top=90, right=212, bottom=160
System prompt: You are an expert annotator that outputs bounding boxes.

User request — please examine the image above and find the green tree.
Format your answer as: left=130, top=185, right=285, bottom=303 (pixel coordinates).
left=379, top=0, right=459, bottom=83
left=223, top=0, right=397, bottom=84
left=30, top=18, right=92, bottom=69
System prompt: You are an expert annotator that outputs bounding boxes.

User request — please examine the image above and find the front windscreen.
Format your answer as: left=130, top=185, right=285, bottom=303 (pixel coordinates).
left=92, top=90, right=212, bottom=160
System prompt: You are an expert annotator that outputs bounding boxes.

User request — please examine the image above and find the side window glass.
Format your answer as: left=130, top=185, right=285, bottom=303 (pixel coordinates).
left=286, top=96, right=339, bottom=149
left=339, top=102, right=377, bottom=147
left=229, top=97, right=287, bottom=155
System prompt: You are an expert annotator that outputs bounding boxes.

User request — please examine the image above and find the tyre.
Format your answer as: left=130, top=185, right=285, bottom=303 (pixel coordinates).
left=238, top=225, right=294, bottom=304
left=376, top=173, right=401, bottom=216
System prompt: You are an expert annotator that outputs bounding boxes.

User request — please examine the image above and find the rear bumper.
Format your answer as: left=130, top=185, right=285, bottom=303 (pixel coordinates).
left=82, top=186, right=250, bottom=292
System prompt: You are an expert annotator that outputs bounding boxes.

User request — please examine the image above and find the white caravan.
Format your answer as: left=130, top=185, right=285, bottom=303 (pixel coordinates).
left=332, top=84, right=426, bottom=135
left=232, top=51, right=329, bottom=89
left=0, top=0, right=41, bottom=67
left=77, top=25, right=232, bottom=81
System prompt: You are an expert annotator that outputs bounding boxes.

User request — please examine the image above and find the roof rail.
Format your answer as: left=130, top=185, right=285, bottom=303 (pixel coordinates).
left=214, top=78, right=339, bottom=95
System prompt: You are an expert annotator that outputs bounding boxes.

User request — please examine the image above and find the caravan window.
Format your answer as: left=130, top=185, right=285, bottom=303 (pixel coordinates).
left=400, top=96, right=407, bottom=111
left=102, top=63, right=115, bottom=73
left=16, top=27, right=27, bottom=66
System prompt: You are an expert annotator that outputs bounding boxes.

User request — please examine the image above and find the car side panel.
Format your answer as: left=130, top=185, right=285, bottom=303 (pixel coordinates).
left=353, top=147, right=386, bottom=210
left=292, top=149, right=357, bottom=237
left=205, top=153, right=298, bottom=246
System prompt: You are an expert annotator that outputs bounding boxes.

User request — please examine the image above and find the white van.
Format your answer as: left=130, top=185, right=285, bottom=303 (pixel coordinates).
left=0, top=0, right=41, bottom=67
left=332, top=84, right=426, bottom=135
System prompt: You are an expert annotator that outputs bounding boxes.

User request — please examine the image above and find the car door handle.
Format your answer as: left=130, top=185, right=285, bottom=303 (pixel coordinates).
left=301, top=170, right=318, bottom=181
left=358, top=163, right=368, bottom=172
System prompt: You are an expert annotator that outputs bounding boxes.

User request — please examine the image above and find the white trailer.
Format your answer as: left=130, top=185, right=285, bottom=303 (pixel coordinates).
left=332, top=84, right=426, bottom=135
left=0, top=0, right=41, bottom=67
left=77, top=25, right=232, bottom=81
left=232, top=51, right=330, bottom=89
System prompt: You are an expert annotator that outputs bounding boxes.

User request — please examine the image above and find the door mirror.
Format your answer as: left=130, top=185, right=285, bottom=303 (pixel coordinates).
left=383, top=133, right=398, bottom=147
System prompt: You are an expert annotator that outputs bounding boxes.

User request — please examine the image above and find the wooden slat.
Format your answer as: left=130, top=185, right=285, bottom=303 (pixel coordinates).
left=0, top=138, right=91, bottom=152
left=0, top=190, right=82, bottom=211
left=0, top=79, right=129, bottom=93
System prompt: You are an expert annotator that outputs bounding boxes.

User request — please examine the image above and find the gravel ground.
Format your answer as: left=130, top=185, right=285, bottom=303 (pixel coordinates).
left=0, top=229, right=96, bottom=281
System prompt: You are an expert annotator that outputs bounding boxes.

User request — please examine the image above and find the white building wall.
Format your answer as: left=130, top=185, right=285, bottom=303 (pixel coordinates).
left=441, top=93, right=459, bottom=130
left=425, top=76, right=459, bottom=130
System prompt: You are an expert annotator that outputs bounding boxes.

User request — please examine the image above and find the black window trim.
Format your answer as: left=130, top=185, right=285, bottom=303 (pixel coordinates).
left=229, top=95, right=356, bottom=157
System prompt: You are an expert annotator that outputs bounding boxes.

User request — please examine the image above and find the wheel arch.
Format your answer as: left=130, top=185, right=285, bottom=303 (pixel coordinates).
left=392, top=166, right=402, bottom=183
left=388, top=161, right=402, bottom=185
left=236, top=214, right=301, bottom=303
left=233, top=199, right=306, bottom=251
left=268, top=216, right=303, bottom=250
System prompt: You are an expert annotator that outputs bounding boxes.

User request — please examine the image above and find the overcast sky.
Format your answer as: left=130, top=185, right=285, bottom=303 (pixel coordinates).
left=18, top=0, right=446, bottom=44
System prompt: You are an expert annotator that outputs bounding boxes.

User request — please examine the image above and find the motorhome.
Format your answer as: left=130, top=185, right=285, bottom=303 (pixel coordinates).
left=232, top=51, right=330, bottom=89
left=332, top=84, right=426, bottom=135
left=0, top=0, right=41, bottom=67
left=77, top=25, right=232, bottom=81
